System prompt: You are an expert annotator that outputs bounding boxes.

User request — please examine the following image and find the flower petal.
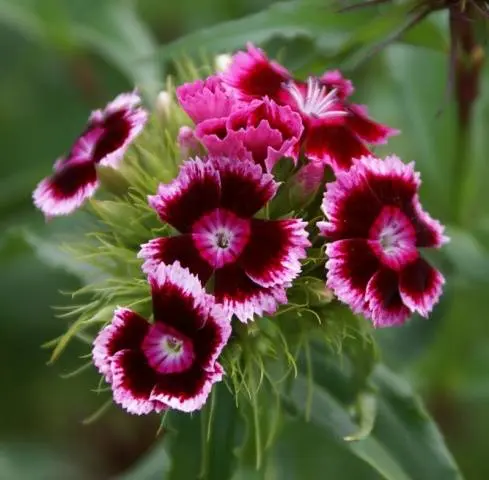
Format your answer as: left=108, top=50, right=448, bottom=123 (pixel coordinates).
left=138, top=235, right=213, bottom=283
left=196, top=119, right=251, bottom=160
left=90, top=91, right=148, bottom=167
left=222, top=43, right=290, bottom=101
left=325, top=239, right=379, bottom=314
left=345, top=104, right=399, bottom=145
left=228, top=99, right=303, bottom=171
left=214, top=264, right=287, bottom=322
left=93, top=307, right=150, bottom=382
left=33, top=161, right=98, bottom=217
left=210, top=156, right=278, bottom=217
left=242, top=219, right=310, bottom=287
left=320, top=70, right=354, bottom=99
left=148, top=262, right=231, bottom=368
left=399, top=257, right=445, bottom=317
left=365, top=268, right=410, bottom=327
left=176, top=75, right=240, bottom=123
left=318, top=155, right=421, bottom=240
left=410, top=198, right=450, bottom=248
left=111, top=350, right=165, bottom=415
left=149, top=158, right=221, bottom=233
left=151, top=362, right=224, bottom=413
left=303, top=123, right=370, bottom=172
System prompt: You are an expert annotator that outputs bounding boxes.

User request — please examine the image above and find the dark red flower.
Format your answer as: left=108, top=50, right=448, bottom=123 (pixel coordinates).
left=139, top=156, right=310, bottom=322
left=318, top=155, right=448, bottom=327
left=33, top=92, right=147, bottom=216
left=92, top=262, right=231, bottom=414
left=222, top=43, right=398, bottom=172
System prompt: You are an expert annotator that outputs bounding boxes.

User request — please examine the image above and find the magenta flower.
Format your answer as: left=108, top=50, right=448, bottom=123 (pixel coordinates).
left=222, top=43, right=398, bottom=172
left=139, top=156, right=310, bottom=323
left=33, top=92, right=147, bottom=217
left=176, top=75, right=242, bottom=124
left=195, top=98, right=303, bottom=172
left=317, top=155, right=448, bottom=327
left=92, top=262, right=231, bottom=415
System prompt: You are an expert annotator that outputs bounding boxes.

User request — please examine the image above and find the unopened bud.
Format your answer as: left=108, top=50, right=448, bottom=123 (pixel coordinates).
left=155, top=90, right=172, bottom=120
left=289, top=162, right=325, bottom=208
left=215, top=53, right=232, bottom=72
left=177, top=126, right=200, bottom=158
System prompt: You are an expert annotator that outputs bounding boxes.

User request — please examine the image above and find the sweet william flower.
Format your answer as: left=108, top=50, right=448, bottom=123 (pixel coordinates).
left=33, top=92, right=147, bottom=217
left=222, top=43, right=398, bottom=172
left=176, top=75, right=242, bottom=124
left=318, top=155, right=448, bottom=327
left=139, top=156, right=311, bottom=323
left=195, top=97, right=303, bottom=172
left=92, top=262, right=231, bottom=415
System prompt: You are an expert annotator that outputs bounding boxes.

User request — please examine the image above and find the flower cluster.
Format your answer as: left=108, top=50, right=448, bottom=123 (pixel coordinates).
left=33, top=43, right=448, bottom=416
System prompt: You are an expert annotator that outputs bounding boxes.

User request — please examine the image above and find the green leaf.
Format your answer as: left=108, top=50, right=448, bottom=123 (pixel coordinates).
left=287, top=362, right=463, bottom=480
left=158, top=0, right=367, bottom=61
left=72, top=0, right=162, bottom=100
left=0, top=0, right=161, bottom=100
left=116, top=444, right=169, bottom=480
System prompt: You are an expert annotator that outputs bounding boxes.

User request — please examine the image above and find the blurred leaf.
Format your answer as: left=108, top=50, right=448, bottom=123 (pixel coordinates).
left=339, top=7, right=448, bottom=70
left=0, top=0, right=161, bottom=100
left=72, top=0, right=162, bottom=100
left=6, top=214, right=103, bottom=284
left=158, top=0, right=367, bottom=60
left=117, top=444, right=170, bottom=480
left=0, top=443, right=86, bottom=480
left=379, top=45, right=458, bottom=220
left=159, top=0, right=448, bottom=68
left=443, top=227, right=489, bottom=283
left=287, top=362, right=462, bottom=480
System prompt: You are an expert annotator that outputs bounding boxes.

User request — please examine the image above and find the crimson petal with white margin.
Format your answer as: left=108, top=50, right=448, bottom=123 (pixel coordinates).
left=92, top=307, right=149, bottom=382
left=365, top=268, right=410, bottom=327
left=149, top=158, right=221, bottom=233
left=138, top=235, right=213, bottom=283
left=214, top=264, right=287, bottom=323
left=399, top=257, right=445, bottom=317
left=241, top=218, right=310, bottom=287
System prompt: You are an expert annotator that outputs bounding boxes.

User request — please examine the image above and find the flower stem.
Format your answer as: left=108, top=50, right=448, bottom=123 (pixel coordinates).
left=450, top=4, right=485, bottom=223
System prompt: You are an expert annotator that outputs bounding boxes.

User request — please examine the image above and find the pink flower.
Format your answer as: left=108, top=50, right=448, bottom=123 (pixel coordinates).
left=92, top=262, right=231, bottom=415
left=139, top=156, right=311, bottom=323
left=33, top=92, right=147, bottom=217
left=195, top=98, right=303, bottom=172
left=317, top=155, right=448, bottom=327
left=222, top=43, right=398, bottom=172
left=176, top=75, right=242, bottom=124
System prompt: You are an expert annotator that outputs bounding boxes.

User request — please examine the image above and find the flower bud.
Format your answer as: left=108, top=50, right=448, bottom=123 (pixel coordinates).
left=215, top=53, right=232, bottom=72
left=177, top=126, right=200, bottom=158
left=289, top=162, right=325, bottom=209
left=155, top=90, right=172, bottom=120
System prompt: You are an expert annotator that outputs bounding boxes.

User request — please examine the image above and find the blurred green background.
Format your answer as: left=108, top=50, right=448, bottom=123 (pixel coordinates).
left=1, top=0, right=488, bottom=478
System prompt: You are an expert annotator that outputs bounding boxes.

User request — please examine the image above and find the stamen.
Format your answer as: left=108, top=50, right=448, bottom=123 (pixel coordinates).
left=286, top=77, right=349, bottom=119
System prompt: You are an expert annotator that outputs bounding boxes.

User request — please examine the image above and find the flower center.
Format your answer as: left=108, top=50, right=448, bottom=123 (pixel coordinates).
left=369, top=206, right=418, bottom=270
left=215, top=230, right=230, bottom=249
left=142, top=323, right=195, bottom=374
left=286, top=77, right=349, bottom=119
left=192, top=208, right=251, bottom=269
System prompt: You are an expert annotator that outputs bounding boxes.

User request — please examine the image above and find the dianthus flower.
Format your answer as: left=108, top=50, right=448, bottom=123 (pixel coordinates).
left=222, top=43, right=398, bottom=172
left=177, top=76, right=303, bottom=172
left=33, top=92, right=147, bottom=216
left=93, top=262, right=231, bottom=414
left=318, top=155, right=448, bottom=326
left=139, top=156, right=310, bottom=322
left=195, top=98, right=303, bottom=172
